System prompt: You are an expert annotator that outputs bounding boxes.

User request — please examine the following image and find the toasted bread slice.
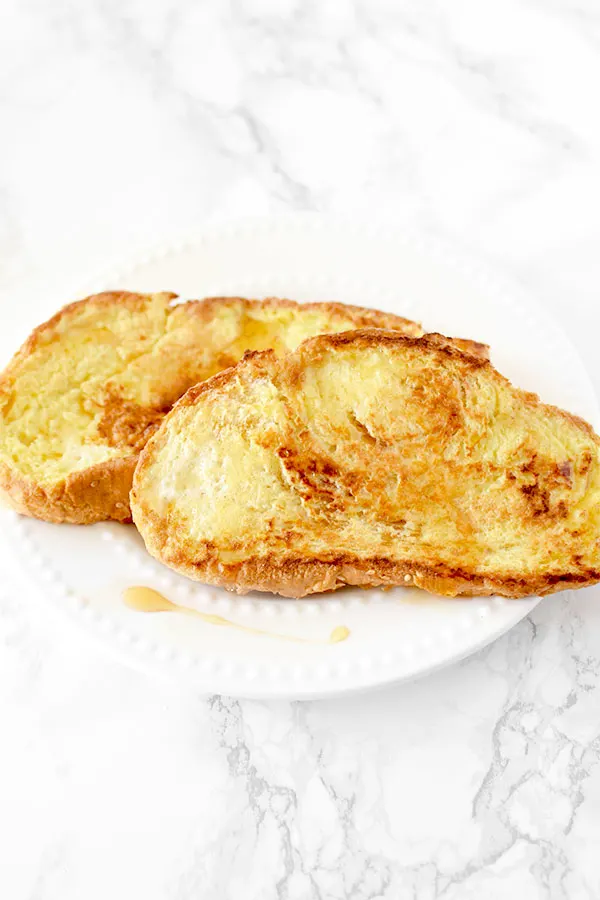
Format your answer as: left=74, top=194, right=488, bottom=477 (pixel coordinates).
left=0, top=292, right=438, bottom=524
left=132, top=330, right=600, bottom=599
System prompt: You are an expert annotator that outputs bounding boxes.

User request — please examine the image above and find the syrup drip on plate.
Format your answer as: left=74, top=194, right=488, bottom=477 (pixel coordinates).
left=123, top=586, right=350, bottom=644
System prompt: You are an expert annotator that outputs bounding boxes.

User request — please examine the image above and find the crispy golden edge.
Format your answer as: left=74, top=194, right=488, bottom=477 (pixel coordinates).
left=1, top=291, right=175, bottom=374
left=0, top=292, right=168, bottom=524
left=131, top=330, right=600, bottom=599
left=186, top=297, right=489, bottom=358
left=0, top=457, right=136, bottom=524
left=0, top=293, right=428, bottom=524
left=190, top=295, right=423, bottom=334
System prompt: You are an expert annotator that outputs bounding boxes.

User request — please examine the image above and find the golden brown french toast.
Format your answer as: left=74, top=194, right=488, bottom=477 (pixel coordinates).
left=132, top=330, right=600, bottom=599
left=0, top=292, right=432, bottom=524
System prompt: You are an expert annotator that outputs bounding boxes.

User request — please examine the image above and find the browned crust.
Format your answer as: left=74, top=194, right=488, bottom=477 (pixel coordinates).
left=294, top=329, right=599, bottom=438
left=0, top=292, right=172, bottom=524
left=1, top=291, right=177, bottom=379
left=0, top=457, right=135, bottom=524
left=191, top=295, right=423, bottom=335
left=0, top=293, right=432, bottom=524
left=132, top=329, right=600, bottom=599
left=185, top=297, right=489, bottom=359
left=132, top=551, right=600, bottom=600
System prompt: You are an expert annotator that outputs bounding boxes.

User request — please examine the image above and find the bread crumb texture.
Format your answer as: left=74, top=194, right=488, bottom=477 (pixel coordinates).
left=132, top=331, right=600, bottom=598
left=0, top=292, right=422, bottom=523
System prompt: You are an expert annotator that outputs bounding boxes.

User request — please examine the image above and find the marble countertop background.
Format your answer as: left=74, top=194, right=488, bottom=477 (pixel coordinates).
left=2, top=1, right=600, bottom=898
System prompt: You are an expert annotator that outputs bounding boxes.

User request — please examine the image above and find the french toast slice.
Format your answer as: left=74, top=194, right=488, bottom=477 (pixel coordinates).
left=131, top=330, right=600, bottom=599
left=0, top=292, right=433, bottom=524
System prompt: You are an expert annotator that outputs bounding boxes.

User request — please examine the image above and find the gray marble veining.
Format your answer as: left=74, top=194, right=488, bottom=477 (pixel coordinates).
left=1, top=1, right=600, bottom=897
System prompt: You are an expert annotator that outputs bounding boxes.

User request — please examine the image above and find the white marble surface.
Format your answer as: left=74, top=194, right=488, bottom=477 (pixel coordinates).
left=2, top=1, right=600, bottom=897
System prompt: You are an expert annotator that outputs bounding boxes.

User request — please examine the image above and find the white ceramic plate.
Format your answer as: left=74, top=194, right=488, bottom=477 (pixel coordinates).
left=1, top=216, right=598, bottom=699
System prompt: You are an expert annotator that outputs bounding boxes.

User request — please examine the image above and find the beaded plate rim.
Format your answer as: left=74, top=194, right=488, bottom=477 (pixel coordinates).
left=1, top=214, right=596, bottom=698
